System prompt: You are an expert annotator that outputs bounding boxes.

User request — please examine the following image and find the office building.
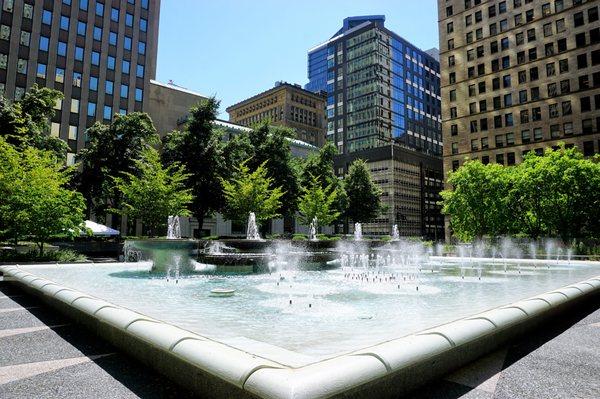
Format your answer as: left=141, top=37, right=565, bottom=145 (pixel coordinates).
left=0, top=0, right=159, bottom=165
left=226, top=81, right=327, bottom=147
left=439, top=0, right=600, bottom=176
left=306, top=15, right=444, bottom=239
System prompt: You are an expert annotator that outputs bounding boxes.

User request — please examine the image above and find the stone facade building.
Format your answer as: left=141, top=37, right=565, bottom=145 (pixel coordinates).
left=439, top=0, right=600, bottom=176
left=226, top=81, right=327, bottom=147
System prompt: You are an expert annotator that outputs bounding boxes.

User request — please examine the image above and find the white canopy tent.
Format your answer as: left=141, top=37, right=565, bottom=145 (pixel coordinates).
left=81, top=220, right=120, bottom=236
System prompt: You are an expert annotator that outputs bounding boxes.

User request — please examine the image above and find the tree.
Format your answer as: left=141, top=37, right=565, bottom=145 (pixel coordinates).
left=76, top=112, right=159, bottom=220
left=297, top=174, right=340, bottom=228
left=301, top=142, right=348, bottom=220
left=511, top=146, right=600, bottom=241
left=246, top=121, right=300, bottom=219
left=112, top=147, right=193, bottom=237
left=0, top=138, right=84, bottom=255
left=162, top=98, right=224, bottom=232
left=440, top=160, right=512, bottom=241
left=220, top=160, right=284, bottom=227
left=0, top=85, right=66, bottom=158
left=344, top=159, right=382, bottom=223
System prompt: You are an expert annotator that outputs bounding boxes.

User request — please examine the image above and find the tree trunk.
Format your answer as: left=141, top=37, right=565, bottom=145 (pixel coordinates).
left=38, top=242, right=44, bottom=257
left=194, top=210, right=206, bottom=237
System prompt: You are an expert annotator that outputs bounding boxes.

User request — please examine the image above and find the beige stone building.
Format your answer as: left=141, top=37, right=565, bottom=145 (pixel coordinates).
left=226, top=81, right=327, bottom=147
left=439, top=0, right=600, bottom=176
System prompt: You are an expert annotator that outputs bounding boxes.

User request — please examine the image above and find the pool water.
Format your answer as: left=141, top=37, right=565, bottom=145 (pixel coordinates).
left=21, top=258, right=600, bottom=364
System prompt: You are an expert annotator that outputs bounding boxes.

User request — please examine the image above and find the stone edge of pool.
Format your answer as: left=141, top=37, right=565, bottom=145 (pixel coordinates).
left=1, top=263, right=599, bottom=399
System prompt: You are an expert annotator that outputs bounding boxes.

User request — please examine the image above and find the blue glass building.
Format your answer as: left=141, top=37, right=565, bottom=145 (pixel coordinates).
left=306, top=16, right=444, bottom=239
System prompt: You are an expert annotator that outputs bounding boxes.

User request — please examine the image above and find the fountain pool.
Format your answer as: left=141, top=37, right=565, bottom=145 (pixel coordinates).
left=13, top=256, right=600, bottom=364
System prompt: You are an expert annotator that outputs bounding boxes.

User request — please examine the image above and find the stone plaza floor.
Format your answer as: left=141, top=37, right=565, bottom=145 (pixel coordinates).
left=0, top=276, right=599, bottom=399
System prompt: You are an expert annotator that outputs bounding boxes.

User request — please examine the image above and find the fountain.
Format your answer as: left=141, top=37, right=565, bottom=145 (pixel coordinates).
left=391, top=225, right=400, bottom=241
left=167, top=215, right=181, bottom=239
left=246, top=212, right=261, bottom=240
left=354, top=222, right=363, bottom=241
left=124, top=215, right=197, bottom=274
left=309, top=217, right=318, bottom=241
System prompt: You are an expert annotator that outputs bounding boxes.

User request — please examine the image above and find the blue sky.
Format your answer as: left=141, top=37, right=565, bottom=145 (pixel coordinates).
left=156, top=0, right=439, bottom=117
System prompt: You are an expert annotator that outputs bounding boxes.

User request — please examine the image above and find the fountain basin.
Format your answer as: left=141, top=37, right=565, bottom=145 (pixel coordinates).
left=125, top=239, right=198, bottom=273
left=2, top=262, right=598, bottom=398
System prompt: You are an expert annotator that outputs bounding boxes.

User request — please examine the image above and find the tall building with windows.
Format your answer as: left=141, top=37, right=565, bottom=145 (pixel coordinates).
left=439, top=0, right=600, bottom=177
left=306, top=16, right=444, bottom=239
left=0, top=0, right=159, bottom=165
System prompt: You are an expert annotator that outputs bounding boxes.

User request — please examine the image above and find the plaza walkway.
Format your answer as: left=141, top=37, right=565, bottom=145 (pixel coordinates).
left=1, top=276, right=598, bottom=398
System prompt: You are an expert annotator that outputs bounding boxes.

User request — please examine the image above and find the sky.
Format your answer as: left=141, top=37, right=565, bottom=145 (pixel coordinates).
left=156, top=0, right=439, bottom=117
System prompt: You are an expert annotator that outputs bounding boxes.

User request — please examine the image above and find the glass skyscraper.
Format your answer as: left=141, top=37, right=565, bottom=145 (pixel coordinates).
left=306, top=16, right=445, bottom=239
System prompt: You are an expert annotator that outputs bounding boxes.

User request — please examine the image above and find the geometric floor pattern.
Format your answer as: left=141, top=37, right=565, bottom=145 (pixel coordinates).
left=1, top=276, right=599, bottom=398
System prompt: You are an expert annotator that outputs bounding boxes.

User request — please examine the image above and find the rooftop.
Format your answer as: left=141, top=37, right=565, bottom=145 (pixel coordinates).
left=225, top=81, right=326, bottom=112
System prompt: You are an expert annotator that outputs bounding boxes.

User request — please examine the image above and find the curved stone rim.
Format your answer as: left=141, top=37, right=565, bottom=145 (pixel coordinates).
left=1, top=263, right=598, bottom=399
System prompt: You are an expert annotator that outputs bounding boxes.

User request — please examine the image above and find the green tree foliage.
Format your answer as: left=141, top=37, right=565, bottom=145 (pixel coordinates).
left=220, top=160, right=284, bottom=226
left=162, top=98, right=225, bottom=231
left=441, top=145, right=600, bottom=242
left=344, top=159, right=382, bottom=223
left=298, top=174, right=340, bottom=227
left=76, top=112, right=158, bottom=219
left=111, top=147, right=192, bottom=237
left=0, top=85, right=66, bottom=158
left=441, top=161, right=512, bottom=241
left=245, top=121, right=300, bottom=218
left=0, top=138, right=84, bottom=255
left=301, top=142, right=347, bottom=219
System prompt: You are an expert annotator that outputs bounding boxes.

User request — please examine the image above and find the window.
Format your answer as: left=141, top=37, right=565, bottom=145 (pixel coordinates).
left=505, top=113, right=513, bottom=127
left=138, top=41, right=146, bottom=55
left=548, top=82, right=557, bottom=97
left=122, top=60, right=130, bottom=74
left=446, top=6, right=453, bottom=17
left=80, top=0, right=88, bottom=11
left=73, top=72, right=82, bottom=87
left=545, top=43, right=554, bottom=56
left=530, top=67, right=539, bottom=81
left=109, top=31, right=117, bottom=46
left=576, top=33, right=586, bottom=48
left=583, top=140, right=595, bottom=156
left=490, top=23, right=497, bottom=36
left=531, top=87, right=540, bottom=101
left=60, top=15, right=69, bottom=31
left=37, top=63, right=46, bottom=78
left=496, top=135, right=505, bottom=147
left=89, top=76, right=98, bottom=91
left=451, top=124, right=458, bottom=136
left=478, top=81, right=486, bottom=93
left=450, top=90, right=457, bottom=101
left=519, top=90, right=528, bottom=103
left=103, top=105, right=112, bottom=120
left=87, top=102, right=96, bottom=117
left=69, top=125, right=77, bottom=140
left=70, top=99, right=79, bottom=113
left=528, top=48, right=537, bottom=61
left=55, top=67, right=65, bottom=83
left=77, top=21, right=87, bottom=36
left=581, top=96, right=591, bottom=112
left=546, top=63, right=555, bottom=77
left=526, top=9, right=534, bottom=22
left=39, top=36, right=49, bottom=51
left=550, top=124, right=560, bottom=139
left=124, top=36, right=132, bottom=51
left=533, top=128, right=543, bottom=141
left=559, top=59, right=569, bottom=73
left=125, top=13, right=133, bottom=27
left=481, top=118, right=488, bottom=131
left=140, top=18, right=147, bottom=32
left=136, top=64, right=144, bottom=78
left=447, top=22, right=453, bottom=33
left=142, top=0, right=149, bottom=9
left=471, top=139, right=478, bottom=151
left=521, top=129, right=530, bottom=143
left=93, top=26, right=102, bottom=41
left=120, top=84, right=129, bottom=98
left=96, top=2, right=104, bottom=16
left=451, top=142, right=458, bottom=155
left=42, top=10, right=52, bottom=25
left=57, top=41, right=67, bottom=57
left=135, top=88, right=143, bottom=102
left=506, top=132, right=515, bottom=145
left=0, top=25, right=9, bottom=40
left=580, top=75, right=590, bottom=90
left=500, top=19, right=508, bottom=32
left=450, top=107, right=457, bottom=118
left=452, top=160, right=459, bottom=172
left=562, top=101, right=572, bottom=115
left=543, top=23, right=553, bottom=37
left=577, top=54, right=588, bottom=69
left=549, top=103, right=559, bottom=118
left=19, top=31, right=30, bottom=46
left=51, top=123, right=60, bottom=137
left=91, top=51, right=100, bottom=65
left=75, top=46, right=84, bottom=61
left=590, top=7, right=599, bottom=23
left=516, top=32, right=524, bottom=45
left=449, top=72, right=456, bottom=84
left=564, top=122, right=573, bottom=135
left=532, top=107, right=541, bottom=121
left=518, top=70, right=527, bottom=83
left=582, top=120, right=593, bottom=134
left=111, top=7, right=119, bottom=22
left=16, top=58, right=27, bottom=74
left=23, top=4, right=33, bottom=18
left=107, top=56, right=115, bottom=70
left=448, top=39, right=455, bottom=50
left=574, top=12, right=584, bottom=27
left=470, top=120, right=478, bottom=133
left=494, top=115, right=502, bottom=128
left=469, top=102, right=477, bottom=114
left=504, top=93, right=512, bottom=106
left=520, top=109, right=529, bottom=123
left=105, top=80, right=114, bottom=95
left=527, top=29, right=536, bottom=42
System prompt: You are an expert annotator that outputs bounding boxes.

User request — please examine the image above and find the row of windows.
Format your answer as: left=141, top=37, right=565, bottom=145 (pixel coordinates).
left=41, top=3, right=148, bottom=32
